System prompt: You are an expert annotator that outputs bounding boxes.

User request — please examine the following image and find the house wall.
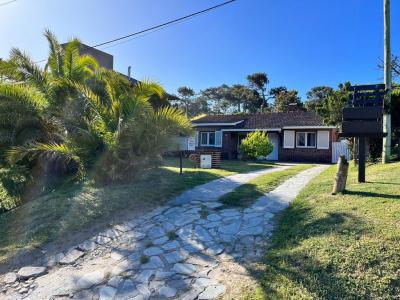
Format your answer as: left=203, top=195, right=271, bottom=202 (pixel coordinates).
left=278, top=129, right=337, bottom=163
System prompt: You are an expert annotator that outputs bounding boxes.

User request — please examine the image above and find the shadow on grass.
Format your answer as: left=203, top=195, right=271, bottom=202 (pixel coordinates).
left=243, top=202, right=371, bottom=299
left=343, top=190, right=400, bottom=200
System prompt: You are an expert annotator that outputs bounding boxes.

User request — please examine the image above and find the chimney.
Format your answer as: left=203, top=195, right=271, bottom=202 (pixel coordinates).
left=286, top=102, right=303, bottom=112
left=127, top=66, right=131, bottom=79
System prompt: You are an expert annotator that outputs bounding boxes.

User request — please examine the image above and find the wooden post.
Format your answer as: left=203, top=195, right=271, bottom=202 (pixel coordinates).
left=382, top=0, right=392, bottom=163
left=332, top=155, right=349, bottom=194
left=358, top=136, right=366, bottom=182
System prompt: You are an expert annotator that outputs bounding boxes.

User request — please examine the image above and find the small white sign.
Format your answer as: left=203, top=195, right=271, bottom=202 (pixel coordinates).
left=200, top=155, right=212, bottom=168
left=187, top=135, right=196, bottom=151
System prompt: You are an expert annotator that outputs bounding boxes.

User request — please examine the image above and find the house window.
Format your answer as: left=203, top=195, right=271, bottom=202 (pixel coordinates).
left=200, top=132, right=216, bottom=146
left=296, top=132, right=316, bottom=148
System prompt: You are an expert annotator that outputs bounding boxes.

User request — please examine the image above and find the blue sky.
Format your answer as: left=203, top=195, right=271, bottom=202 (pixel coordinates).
left=0, top=0, right=399, bottom=99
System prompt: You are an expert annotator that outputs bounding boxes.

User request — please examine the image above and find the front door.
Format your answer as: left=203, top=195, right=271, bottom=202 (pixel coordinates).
left=267, top=133, right=279, bottom=160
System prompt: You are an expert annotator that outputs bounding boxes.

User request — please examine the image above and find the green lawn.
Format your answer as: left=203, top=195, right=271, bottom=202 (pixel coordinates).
left=219, top=164, right=313, bottom=208
left=0, top=158, right=274, bottom=265
left=252, top=162, right=400, bottom=299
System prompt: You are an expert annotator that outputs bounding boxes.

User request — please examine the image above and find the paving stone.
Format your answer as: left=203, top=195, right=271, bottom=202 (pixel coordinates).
left=100, top=228, right=121, bottom=239
left=243, top=217, right=263, bottom=227
left=238, top=226, right=263, bottom=236
left=161, top=222, right=175, bottom=232
left=164, top=250, right=188, bottom=264
left=154, top=271, right=175, bottom=280
left=206, top=244, right=224, bottom=255
left=114, top=224, right=132, bottom=232
left=220, top=234, right=235, bottom=243
left=116, top=280, right=139, bottom=299
left=162, top=240, right=180, bottom=251
left=59, top=249, right=85, bottom=264
left=219, top=209, right=240, bottom=217
left=153, top=236, right=169, bottom=245
left=135, top=270, right=155, bottom=283
left=136, top=283, right=151, bottom=298
left=168, top=279, right=190, bottom=290
left=193, top=277, right=217, bottom=288
left=143, top=247, right=163, bottom=256
left=159, top=286, right=177, bottom=298
left=148, top=280, right=165, bottom=291
left=193, top=226, right=213, bottom=242
left=206, top=214, right=221, bottom=222
left=175, top=214, right=198, bottom=227
left=3, top=272, right=17, bottom=284
left=218, top=221, right=241, bottom=235
left=203, top=221, right=220, bottom=229
left=95, top=235, right=112, bottom=245
left=243, top=212, right=263, bottom=220
left=178, top=288, right=203, bottom=300
left=147, top=226, right=166, bottom=239
left=198, top=285, right=226, bottom=299
left=186, top=254, right=218, bottom=268
left=124, top=231, right=146, bottom=241
left=77, top=240, right=98, bottom=252
left=75, top=270, right=107, bottom=290
left=107, top=276, right=123, bottom=288
left=99, top=285, right=117, bottom=300
left=203, top=202, right=222, bottom=208
left=141, top=256, right=164, bottom=269
left=173, top=263, right=197, bottom=275
left=17, top=266, right=47, bottom=279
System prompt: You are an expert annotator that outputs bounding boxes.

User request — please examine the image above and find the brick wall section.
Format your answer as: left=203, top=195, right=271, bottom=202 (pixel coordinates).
left=278, top=129, right=337, bottom=163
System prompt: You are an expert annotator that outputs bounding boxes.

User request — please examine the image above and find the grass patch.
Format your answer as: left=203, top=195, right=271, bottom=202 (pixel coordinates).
left=140, top=255, right=149, bottom=264
left=167, top=231, right=178, bottom=240
left=0, top=158, right=274, bottom=265
left=252, top=162, right=400, bottom=299
left=219, top=164, right=313, bottom=208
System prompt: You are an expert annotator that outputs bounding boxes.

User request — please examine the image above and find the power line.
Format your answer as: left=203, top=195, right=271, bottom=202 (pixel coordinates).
left=93, top=0, right=236, bottom=48
left=0, top=0, right=17, bottom=7
left=6, top=0, right=236, bottom=65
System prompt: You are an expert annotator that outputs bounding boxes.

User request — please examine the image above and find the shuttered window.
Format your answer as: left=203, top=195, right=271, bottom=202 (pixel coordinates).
left=215, top=131, right=222, bottom=147
left=317, top=131, right=330, bottom=149
left=283, top=130, right=295, bottom=148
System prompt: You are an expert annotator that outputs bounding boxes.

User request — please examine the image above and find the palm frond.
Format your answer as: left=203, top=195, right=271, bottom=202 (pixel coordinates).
left=6, top=142, right=85, bottom=178
left=154, top=106, right=193, bottom=135
left=0, top=83, right=48, bottom=110
left=62, top=38, right=81, bottom=79
left=7, top=48, right=49, bottom=91
left=131, top=79, right=165, bottom=100
left=44, top=29, right=63, bottom=77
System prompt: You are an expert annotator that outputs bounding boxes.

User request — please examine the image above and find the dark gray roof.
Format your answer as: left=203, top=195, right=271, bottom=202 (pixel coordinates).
left=192, top=111, right=326, bottom=129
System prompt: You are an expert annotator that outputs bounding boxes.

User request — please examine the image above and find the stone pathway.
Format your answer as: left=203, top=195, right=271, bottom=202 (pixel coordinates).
left=0, top=164, right=328, bottom=300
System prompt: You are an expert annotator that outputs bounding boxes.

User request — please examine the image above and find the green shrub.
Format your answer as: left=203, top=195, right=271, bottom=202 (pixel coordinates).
left=239, top=130, right=273, bottom=159
left=0, top=166, right=31, bottom=212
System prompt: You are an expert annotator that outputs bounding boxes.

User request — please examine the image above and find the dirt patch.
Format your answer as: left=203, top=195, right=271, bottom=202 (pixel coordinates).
left=209, top=260, right=266, bottom=300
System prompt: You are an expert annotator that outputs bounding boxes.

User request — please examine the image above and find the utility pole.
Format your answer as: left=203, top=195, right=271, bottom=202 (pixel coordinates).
left=382, top=0, right=392, bottom=163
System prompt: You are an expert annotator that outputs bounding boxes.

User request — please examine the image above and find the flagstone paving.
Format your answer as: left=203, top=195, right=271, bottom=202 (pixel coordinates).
left=0, top=164, right=328, bottom=300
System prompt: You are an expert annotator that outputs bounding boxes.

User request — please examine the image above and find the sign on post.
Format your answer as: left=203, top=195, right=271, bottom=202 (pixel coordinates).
left=340, top=84, right=387, bottom=183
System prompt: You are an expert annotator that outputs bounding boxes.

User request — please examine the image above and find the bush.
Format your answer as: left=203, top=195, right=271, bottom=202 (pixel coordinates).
left=239, top=130, right=273, bottom=159
left=0, top=166, right=31, bottom=212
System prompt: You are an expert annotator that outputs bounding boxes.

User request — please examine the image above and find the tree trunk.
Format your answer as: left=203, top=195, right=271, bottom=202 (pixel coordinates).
left=332, top=155, right=349, bottom=195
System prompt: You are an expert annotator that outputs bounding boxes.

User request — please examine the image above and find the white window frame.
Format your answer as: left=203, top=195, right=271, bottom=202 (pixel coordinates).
left=296, top=132, right=316, bottom=148
left=200, top=132, right=216, bottom=146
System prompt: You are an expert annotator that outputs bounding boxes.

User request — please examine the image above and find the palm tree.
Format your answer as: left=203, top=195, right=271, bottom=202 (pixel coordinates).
left=1, top=31, right=193, bottom=184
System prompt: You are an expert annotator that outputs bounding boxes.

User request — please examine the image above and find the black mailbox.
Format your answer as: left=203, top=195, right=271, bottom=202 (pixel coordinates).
left=340, top=84, right=385, bottom=138
left=340, top=84, right=387, bottom=183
